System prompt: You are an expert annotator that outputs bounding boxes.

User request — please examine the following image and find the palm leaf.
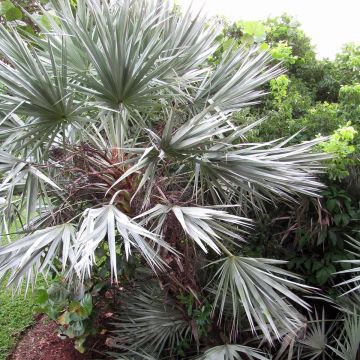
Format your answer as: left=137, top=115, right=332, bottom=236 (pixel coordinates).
left=335, top=236, right=360, bottom=294
left=110, top=285, right=191, bottom=357
left=0, top=24, right=88, bottom=151
left=194, top=45, right=282, bottom=113
left=75, top=205, right=176, bottom=281
left=327, top=311, right=360, bottom=360
left=196, top=344, right=270, bottom=360
left=195, top=138, right=329, bottom=204
left=52, top=0, right=210, bottom=112
left=0, top=154, right=61, bottom=228
left=137, top=204, right=252, bottom=254
left=209, top=256, right=311, bottom=342
left=295, top=309, right=333, bottom=360
left=0, top=224, right=76, bottom=291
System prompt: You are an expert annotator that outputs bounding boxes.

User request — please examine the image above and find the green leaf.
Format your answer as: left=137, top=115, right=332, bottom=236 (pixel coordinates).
left=334, top=214, right=342, bottom=226
left=259, top=42, right=270, bottom=51
left=328, top=231, right=338, bottom=246
left=34, top=289, right=48, bottom=305
left=341, top=214, right=350, bottom=226
left=242, top=21, right=266, bottom=37
left=17, top=25, right=35, bottom=35
left=299, top=235, right=309, bottom=248
left=69, top=301, right=82, bottom=313
left=0, top=0, right=13, bottom=15
left=74, top=336, right=87, bottom=353
left=0, top=0, right=22, bottom=21
left=316, top=267, right=332, bottom=285
left=312, top=261, right=323, bottom=272
left=4, top=6, right=22, bottom=21
left=340, top=261, right=352, bottom=271
left=64, top=321, right=86, bottom=338
left=304, top=259, right=312, bottom=271
left=326, top=198, right=337, bottom=212
left=80, top=294, right=92, bottom=317
left=317, top=230, right=327, bottom=245
left=38, top=14, right=51, bottom=29
left=58, top=311, right=71, bottom=325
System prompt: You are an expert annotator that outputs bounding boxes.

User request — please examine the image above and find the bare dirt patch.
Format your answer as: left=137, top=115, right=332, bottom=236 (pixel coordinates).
left=8, top=315, right=108, bottom=360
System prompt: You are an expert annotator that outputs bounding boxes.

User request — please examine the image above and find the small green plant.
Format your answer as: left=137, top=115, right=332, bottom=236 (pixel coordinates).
left=0, top=0, right=22, bottom=22
left=287, top=187, right=359, bottom=287
left=176, top=293, right=212, bottom=339
left=270, top=41, right=298, bottom=65
left=270, top=74, right=291, bottom=105
left=320, top=122, right=358, bottom=180
left=0, top=0, right=39, bottom=35
left=0, top=286, right=34, bottom=359
left=34, top=279, right=96, bottom=353
left=339, top=83, right=360, bottom=106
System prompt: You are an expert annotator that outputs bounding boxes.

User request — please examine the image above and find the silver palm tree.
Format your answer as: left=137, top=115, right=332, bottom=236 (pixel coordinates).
left=0, top=0, right=332, bottom=358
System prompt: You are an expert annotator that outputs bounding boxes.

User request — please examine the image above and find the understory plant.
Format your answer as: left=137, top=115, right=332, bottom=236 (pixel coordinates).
left=0, top=0, right=359, bottom=359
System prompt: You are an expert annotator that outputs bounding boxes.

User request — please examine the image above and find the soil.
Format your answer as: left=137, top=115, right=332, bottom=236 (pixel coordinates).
left=8, top=315, right=110, bottom=360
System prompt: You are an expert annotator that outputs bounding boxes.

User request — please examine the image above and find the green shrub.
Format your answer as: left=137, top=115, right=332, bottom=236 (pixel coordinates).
left=34, top=280, right=96, bottom=353
left=320, top=122, right=358, bottom=180
left=335, top=43, right=360, bottom=85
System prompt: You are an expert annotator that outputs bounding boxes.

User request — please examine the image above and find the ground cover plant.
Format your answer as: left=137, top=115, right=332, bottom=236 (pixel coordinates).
left=0, top=283, right=34, bottom=360
left=0, top=1, right=360, bottom=359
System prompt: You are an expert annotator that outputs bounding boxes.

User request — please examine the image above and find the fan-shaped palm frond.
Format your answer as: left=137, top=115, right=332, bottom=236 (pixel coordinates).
left=0, top=224, right=76, bottom=291
left=194, top=45, right=282, bottom=113
left=137, top=204, right=251, bottom=254
left=110, top=285, right=191, bottom=357
left=52, top=0, right=214, bottom=113
left=335, top=283, right=360, bottom=314
left=0, top=25, right=87, bottom=151
left=196, top=138, right=329, bottom=204
left=210, top=256, right=311, bottom=342
left=335, top=236, right=360, bottom=294
left=28, top=1, right=93, bottom=74
left=113, top=120, right=328, bottom=210
left=0, top=152, right=61, bottom=228
left=75, top=205, right=176, bottom=280
left=162, top=111, right=234, bottom=154
left=296, top=309, right=333, bottom=360
left=328, top=311, right=360, bottom=360
left=196, top=344, right=270, bottom=360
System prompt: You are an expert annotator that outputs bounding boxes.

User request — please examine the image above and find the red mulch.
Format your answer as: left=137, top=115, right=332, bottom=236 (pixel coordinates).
left=8, top=315, right=110, bottom=360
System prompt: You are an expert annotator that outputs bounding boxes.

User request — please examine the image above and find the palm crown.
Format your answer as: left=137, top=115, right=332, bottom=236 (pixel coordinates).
left=0, top=0, right=331, bottom=358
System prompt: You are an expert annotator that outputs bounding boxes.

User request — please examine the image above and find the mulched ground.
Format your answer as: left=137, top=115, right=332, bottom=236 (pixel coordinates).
left=9, top=315, right=110, bottom=360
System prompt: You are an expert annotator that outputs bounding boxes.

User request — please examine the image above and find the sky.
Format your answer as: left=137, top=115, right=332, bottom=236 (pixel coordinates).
left=177, top=0, right=360, bottom=59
